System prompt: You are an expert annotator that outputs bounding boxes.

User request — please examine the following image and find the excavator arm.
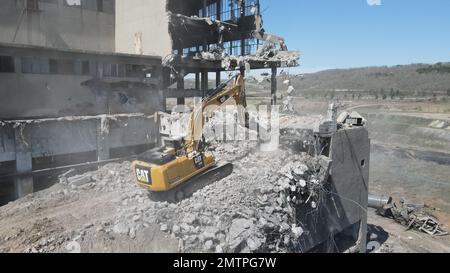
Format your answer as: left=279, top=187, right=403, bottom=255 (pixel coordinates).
left=184, top=74, right=248, bottom=154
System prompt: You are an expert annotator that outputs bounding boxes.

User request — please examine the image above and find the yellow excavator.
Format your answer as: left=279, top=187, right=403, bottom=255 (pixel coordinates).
left=131, top=74, right=248, bottom=202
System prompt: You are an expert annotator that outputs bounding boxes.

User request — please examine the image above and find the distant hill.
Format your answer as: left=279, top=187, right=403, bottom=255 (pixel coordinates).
left=286, top=63, right=450, bottom=98
left=185, top=63, right=450, bottom=99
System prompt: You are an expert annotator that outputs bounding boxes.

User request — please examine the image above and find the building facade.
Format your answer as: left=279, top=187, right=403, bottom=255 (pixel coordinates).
left=0, top=0, right=115, bottom=52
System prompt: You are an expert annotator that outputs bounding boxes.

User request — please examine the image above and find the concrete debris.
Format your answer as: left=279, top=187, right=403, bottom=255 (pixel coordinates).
left=287, top=86, right=295, bottom=95
left=291, top=225, right=304, bottom=239
left=58, top=169, right=76, bottom=184
left=182, top=214, right=198, bottom=225
left=337, top=111, right=367, bottom=127
left=113, top=223, right=130, bottom=235
left=282, top=96, right=294, bottom=113
left=160, top=224, right=168, bottom=232
left=192, top=43, right=299, bottom=71
left=429, top=120, right=448, bottom=129
left=280, top=75, right=296, bottom=113
left=199, top=50, right=224, bottom=62
left=67, top=174, right=92, bottom=187
left=215, top=245, right=224, bottom=253
left=143, top=136, right=332, bottom=253
left=204, top=240, right=214, bottom=251
left=337, top=111, right=350, bottom=124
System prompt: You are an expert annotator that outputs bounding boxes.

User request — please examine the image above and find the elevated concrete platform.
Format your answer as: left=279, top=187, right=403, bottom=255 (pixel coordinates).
left=0, top=114, right=160, bottom=202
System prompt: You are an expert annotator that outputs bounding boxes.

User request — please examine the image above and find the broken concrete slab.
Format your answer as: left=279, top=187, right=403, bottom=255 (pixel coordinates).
left=67, top=174, right=92, bottom=187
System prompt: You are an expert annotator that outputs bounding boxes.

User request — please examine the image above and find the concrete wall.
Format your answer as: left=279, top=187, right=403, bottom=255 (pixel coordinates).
left=0, top=72, right=164, bottom=119
left=0, top=114, right=160, bottom=203
left=115, top=0, right=172, bottom=57
left=295, top=127, right=370, bottom=252
left=0, top=0, right=115, bottom=52
left=0, top=43, right=164, bottom=119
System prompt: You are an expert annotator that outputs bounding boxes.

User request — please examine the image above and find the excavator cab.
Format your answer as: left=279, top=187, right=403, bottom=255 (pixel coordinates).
left=163, top=137, right=185, bottom=156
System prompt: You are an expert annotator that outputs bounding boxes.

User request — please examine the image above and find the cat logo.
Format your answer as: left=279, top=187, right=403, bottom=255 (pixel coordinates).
left=193, top=154, right=205, bottom=169
left=135, top=166, right=151, bottom=184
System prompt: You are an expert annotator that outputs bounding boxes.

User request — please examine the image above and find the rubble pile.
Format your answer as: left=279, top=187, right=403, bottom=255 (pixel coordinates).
left=54, top=138, right=331, bottom=253
left=58, top=163, right=135, bottom=194
left=147, top=140, right=331, bottom=253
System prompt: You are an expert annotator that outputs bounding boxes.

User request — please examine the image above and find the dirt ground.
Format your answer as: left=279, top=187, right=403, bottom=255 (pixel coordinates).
left=0, top=166, right=179, bottom=253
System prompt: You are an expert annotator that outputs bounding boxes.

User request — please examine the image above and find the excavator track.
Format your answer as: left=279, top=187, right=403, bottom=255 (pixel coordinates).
left=148, top=162, right=233, bottom=203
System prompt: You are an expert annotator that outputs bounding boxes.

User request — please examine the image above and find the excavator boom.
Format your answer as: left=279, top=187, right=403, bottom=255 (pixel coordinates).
left=184, top=75, right=247, bottom=153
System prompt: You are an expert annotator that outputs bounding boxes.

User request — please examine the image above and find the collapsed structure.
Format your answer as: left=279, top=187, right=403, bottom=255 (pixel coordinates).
left=0, top=0, right=298, bottom=203
left=116, top=0, right=299, bottom=106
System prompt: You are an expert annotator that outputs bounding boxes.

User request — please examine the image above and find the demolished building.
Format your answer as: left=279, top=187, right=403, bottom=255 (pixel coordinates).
left=116, top=0, right=299, bottom=106
left=1, top=0, right=299, bottom=203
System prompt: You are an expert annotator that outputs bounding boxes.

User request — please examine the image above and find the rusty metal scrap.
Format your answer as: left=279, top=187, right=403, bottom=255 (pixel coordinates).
left=373, top=196, right=449, bottom=236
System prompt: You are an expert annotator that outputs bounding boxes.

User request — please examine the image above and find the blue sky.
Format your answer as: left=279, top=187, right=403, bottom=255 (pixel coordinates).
left=260, top=0, right=450, bottom=73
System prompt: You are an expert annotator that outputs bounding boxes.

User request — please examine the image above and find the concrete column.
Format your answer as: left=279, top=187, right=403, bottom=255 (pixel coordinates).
left=13, top=125, right=33, bottom=199
left=177, top=72, right=185, bottom=105
left=154, top=66, right=167, bottom=112
left=271, top=66, right=278, bottom=106
left=162, top=67, right=171, bottom=88
left=161, top=68, right=171, bottom=112
left=195, top=72, right=200, bottom=90
left=97, top=61, right=104, bottom=78
left=201, top=70, right=208, bottom=97
left=14, top=56, right=22, bottom=74
left=216, top=71, right=221, bottom=87
left=96, top=117, right=110, bottom=161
